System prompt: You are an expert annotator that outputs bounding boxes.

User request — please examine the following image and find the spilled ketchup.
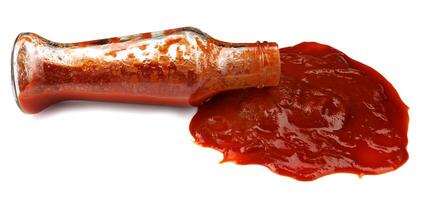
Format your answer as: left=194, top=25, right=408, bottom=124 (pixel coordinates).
left=189, top=42, right=409, bottom=181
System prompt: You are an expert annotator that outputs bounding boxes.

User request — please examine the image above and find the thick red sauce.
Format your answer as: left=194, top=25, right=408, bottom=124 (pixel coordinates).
left=189, top=42, right=409, bottom=181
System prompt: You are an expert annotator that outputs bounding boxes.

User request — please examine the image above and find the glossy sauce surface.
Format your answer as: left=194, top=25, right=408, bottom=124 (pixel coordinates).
left=190, top=42, right=409, bottom=181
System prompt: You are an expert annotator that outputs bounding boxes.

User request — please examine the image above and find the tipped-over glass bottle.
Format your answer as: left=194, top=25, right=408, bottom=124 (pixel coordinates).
left=12, top=27, right=281, bottom=114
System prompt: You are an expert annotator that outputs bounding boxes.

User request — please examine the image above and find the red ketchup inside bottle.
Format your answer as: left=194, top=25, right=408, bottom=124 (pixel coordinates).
left=190, top=42, right=409, bottom=181
left=12, top=28, right=280, bottom=114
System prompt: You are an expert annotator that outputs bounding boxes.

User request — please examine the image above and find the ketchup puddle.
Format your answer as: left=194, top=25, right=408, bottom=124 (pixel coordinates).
left=189, top=42, right=409, bottom=181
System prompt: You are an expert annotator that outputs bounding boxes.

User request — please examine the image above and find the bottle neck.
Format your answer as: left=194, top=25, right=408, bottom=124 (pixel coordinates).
left=217, top=41, right=281, bottom=88
left=189, top=40, right=281, bottom=105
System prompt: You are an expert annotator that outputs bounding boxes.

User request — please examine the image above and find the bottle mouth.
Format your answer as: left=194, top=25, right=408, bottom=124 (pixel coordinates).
left=256, top=41, right=281, bottom=87
left=11, top=33, right=24, bottom=112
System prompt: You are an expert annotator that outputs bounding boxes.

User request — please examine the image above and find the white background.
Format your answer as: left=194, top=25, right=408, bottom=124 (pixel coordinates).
left=1, top=0, right=429, bottom=199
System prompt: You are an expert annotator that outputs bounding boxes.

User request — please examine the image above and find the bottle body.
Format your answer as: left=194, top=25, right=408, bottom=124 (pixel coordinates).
left=12, top=27, right=281, bottom=114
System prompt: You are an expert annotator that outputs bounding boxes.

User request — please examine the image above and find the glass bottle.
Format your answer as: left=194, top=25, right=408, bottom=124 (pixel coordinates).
left=12, top=27, right=281, bottom=114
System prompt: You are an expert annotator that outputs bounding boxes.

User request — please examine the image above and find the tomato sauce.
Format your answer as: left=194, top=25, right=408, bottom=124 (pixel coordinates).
left=190, top=42, right=409, bottom=181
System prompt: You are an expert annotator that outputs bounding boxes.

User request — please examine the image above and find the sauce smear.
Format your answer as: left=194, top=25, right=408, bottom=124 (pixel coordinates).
left=189, top=42, right=409, bottom=181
